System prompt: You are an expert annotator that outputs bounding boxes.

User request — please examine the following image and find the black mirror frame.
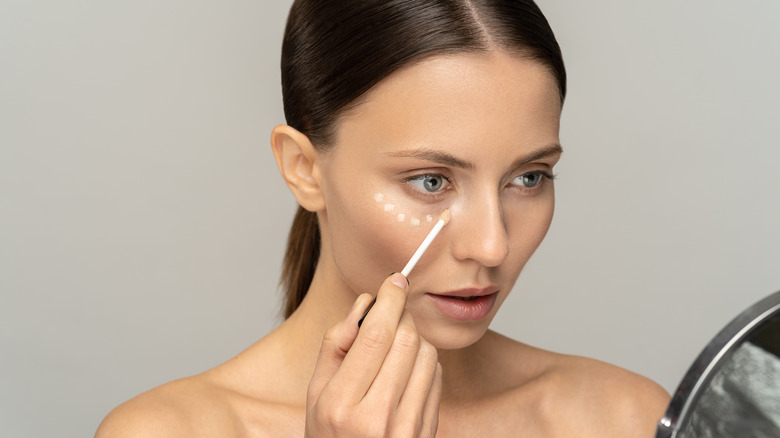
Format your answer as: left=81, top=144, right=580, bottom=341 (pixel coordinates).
left=656, top=290, right=780, bottom=438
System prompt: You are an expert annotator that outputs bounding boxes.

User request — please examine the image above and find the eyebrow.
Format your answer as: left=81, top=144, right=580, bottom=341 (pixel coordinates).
left=386, top=149, right=474, bottom=170
left=512, top=143, right=563, bottom=166
left=386, top=143, right=563, bottom=170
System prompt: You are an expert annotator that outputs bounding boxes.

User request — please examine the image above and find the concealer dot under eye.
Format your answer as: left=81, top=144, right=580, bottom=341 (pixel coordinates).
left=373, top=192, right=436, bottom=227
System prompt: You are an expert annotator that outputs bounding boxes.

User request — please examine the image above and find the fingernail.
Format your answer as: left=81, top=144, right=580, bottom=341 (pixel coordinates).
left=349, top=295, right=363, bottom=314
left=390, top=273, right=408, bottom=289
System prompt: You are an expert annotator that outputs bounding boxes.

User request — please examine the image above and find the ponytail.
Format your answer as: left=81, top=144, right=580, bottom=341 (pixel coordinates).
left=280, top=206, right=321, bottom=318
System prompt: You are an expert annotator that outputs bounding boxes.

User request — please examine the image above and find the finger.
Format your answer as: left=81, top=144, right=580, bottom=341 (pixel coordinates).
left=328, top=273, right=408, bottom=402
left=420, top=361, right=443, bottom=438
left=394, top=337, right=440, bottom=434
left=307, top=293, right=373, bottom=402
left=362, top=311, right=420, bottom=410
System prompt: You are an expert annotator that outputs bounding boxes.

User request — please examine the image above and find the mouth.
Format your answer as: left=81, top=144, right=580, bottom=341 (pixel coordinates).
left=425, top=287, right=499, bottom=321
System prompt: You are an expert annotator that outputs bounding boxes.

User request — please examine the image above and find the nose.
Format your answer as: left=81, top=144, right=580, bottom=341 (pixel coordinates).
left=450, top=194, right=509, bottom=268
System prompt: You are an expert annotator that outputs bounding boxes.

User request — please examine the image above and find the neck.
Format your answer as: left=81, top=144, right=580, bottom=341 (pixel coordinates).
left=265, top=259, right=359, bottom=395
left=269, top=256, right=490, bottom=406
left=289, top=255, right=359, bottom=337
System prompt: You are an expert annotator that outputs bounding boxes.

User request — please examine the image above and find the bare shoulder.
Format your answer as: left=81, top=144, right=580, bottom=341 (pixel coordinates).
left=529, top=347, right=669, bottom=437
left=481, top=332, right=670, bottom=438
left=548, top=353, right=669, bottom=436
left=95, top=375, right=239, bottom=438
left=95, top=359, right=305, bottom=438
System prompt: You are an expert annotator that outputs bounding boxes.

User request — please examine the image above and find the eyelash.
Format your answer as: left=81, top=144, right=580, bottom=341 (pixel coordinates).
left=404, top=171, right=556, bottom=200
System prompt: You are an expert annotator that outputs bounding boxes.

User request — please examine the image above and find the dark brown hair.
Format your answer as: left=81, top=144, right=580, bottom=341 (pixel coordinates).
left=279, top=0, right=566, bottom=318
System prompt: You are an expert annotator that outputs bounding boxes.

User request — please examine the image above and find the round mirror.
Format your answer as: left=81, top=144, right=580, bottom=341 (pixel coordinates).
left=656, top=290, right=780, bottom=437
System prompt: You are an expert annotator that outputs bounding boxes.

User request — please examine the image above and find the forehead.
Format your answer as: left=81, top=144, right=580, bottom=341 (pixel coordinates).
left=333, top=51, right=562, bottom=160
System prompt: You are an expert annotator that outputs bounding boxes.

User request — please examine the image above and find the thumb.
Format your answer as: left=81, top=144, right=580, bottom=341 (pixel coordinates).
left=307, top=293, right=373, bottom=401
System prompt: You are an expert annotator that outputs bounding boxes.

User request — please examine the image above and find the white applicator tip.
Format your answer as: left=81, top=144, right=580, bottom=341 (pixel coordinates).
left=400, top=209, right=451, bottom=278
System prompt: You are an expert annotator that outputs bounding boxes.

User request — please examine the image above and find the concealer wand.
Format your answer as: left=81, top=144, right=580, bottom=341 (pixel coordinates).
left=358, top=209, right=451, bottom=327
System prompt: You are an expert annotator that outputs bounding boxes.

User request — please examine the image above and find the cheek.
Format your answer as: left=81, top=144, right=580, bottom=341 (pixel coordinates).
left=327, top=191, right=439, bottom=295
left=505, top=195, right=555, bottom=263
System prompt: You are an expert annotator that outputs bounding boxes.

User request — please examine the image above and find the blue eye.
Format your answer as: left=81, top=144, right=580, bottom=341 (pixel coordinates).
left=408, top=174, right=449, bottom=193
left=512, top=171, right=548, bottom=188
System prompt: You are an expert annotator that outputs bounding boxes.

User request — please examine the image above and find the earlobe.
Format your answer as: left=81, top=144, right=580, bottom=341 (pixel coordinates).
left=270, top=125, right=326, bottom=212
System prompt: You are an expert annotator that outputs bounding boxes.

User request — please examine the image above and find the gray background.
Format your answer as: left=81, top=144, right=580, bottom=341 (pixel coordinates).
left=2, top=1, right=779, bottom=437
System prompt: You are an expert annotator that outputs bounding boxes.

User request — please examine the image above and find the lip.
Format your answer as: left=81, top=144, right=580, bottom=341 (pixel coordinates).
left=426, top=287, right=500, bottom=321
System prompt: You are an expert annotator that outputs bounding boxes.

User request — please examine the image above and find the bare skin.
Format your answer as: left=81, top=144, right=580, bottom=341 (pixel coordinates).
left=96, top=52, right=670, bottom=437
left=95, top=314, right=668, bottom=437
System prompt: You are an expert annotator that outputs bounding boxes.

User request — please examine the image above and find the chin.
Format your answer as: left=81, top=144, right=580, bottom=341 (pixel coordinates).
left=419, top=321, right=492, bottom=351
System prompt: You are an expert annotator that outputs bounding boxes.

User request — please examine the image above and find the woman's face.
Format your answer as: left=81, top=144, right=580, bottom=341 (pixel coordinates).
left=315, top=52, right=562, bottom=349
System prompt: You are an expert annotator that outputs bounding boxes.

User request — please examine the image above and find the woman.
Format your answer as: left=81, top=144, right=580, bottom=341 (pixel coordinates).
left=97, top=0, right=669, bottom=436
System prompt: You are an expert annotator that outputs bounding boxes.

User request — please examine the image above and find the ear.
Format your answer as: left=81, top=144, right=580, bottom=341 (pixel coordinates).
left=270, top=125, right=325, bottom=212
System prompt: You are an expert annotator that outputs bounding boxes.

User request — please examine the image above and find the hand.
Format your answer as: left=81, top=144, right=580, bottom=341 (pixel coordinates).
left=305, top=273, right=442, bottom=437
